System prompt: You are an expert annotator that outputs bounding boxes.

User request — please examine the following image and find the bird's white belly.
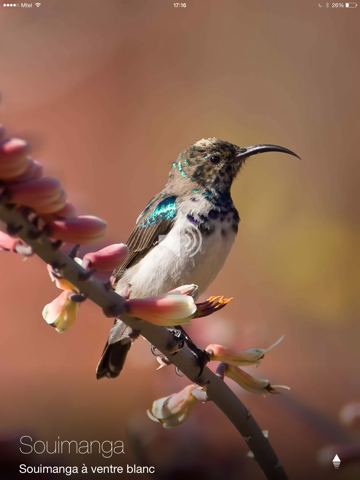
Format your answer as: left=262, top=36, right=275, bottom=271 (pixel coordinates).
left=117, top=216, right=236, bottom=299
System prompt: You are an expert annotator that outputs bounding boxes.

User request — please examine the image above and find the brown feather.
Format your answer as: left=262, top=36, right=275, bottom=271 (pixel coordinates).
left=113, top=199, right=176, bottom=285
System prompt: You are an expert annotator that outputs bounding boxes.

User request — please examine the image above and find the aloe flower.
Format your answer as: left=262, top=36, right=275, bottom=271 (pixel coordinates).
left=47, top=215, right=107, bottom=244
left=42, top=290, right=80, bottom=333
left=126, top=292, right=196, bottom=326
left=0, top=231, right=33, bottom=256
left=206, top=336, right=284, bottom=366
left=9, top=159, right=43, bottom=183
left=51, top=202, right=77, bottom=219
left=0, top=231, right=22, bottom=252
left=34, top=188, right=68, bottom=214
left=224, top=364, right=290, bottom=396
left=0, top=138, right=30, bottom=180
left=168, top=284, right=198, bottom=297
left=125, top=286, right=234, bottom=327
left=147, top=385, right=198, bottom=428
left=7, top=177, right=64, bottom=210
left=82, top=243, right=129, bottom=272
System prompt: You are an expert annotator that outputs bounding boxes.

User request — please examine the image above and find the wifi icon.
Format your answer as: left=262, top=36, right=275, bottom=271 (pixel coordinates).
left=35, top=2, right=41, bottom=6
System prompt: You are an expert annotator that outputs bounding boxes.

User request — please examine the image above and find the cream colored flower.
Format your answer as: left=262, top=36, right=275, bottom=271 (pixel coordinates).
left=206, top=336, right=285, bottom=367
left=147, top=385, right=198, bottom=428
left=42, top=290, right=79, bottom=333
left=225, top=364, right=290, bottom=396
left=127, top=293, right=196, bottom=326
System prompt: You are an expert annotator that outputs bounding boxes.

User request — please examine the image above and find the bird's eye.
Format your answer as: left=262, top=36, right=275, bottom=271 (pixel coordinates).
left=209, top=155, right=220, bottom=165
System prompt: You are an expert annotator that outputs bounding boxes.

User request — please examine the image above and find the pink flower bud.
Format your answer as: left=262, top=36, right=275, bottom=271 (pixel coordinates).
left=7, top=177, right=63, bottom=209
left=47, top=215, right=107, bottom=244
left=42, top=290, right=79, bottom=333
left=225, top=364, right=290, bottom=396
left=206, top=336, right=285, bottom=367
left=0, top=231, right=32, bottom=256
left=168, top=284, right=198, bottom=297
left=40, top=202, right=78, bottom=222
left=52, top=202, right=77, bottom=218
left=0, top=231, right=21, bottom=252
left=5, top=159, right=43, bottom=183
left=34, top=188, right=67, bottom=214
left=0, top=138, right=30, bottom=180
left=147, top=385, right=198, bottom=428
left=83, top=243, right=129, bottom=272
left=126, top=293, right=196, bottom=326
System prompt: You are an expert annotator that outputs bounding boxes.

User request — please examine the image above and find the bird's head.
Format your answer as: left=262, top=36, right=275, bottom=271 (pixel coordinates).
left=169, top=138, right=299, bottom=193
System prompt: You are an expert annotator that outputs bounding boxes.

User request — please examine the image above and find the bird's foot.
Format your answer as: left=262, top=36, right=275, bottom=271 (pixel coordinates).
left=151, top=327, right=209, bottom=377
left=188, top=343, right=210, bottom=377
left=166, top=327, right=185, bottom=354
left=173, top=326, right=210, bottom=377
left=150, top=328, right=184, bottom=358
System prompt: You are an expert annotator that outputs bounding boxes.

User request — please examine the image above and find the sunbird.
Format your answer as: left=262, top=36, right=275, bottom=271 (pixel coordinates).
left=97, top=138, right=298, bottom=379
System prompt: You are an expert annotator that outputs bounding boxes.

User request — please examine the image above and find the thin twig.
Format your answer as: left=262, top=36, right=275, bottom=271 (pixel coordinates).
left=0, top=200, right=288, bottom=480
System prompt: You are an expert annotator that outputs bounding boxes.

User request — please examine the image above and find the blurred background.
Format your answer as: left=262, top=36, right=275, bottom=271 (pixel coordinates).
left=0, top=0, right=359, bottom=479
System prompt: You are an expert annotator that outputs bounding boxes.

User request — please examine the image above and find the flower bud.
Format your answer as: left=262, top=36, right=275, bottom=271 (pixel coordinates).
left=40, top=202, right=78, bottom=222
left=47, top=215, right=107, bottom=244
left=50, top=202, right=77, bottom=218
left=147, top=385, right=198, bottom=428
left=225, top=364, right=290, bottom=396
left=6, top=159, right=43, bottom=183
left=126, top=292, right=196, bottom=326
left=0, top=232, right=32, bottom=256
left=206, top=336, right=285, bottom=366
left=0, top=138, right=30, bottom=180
left=7, top=177, right=63, bottom=209
left=0, top=231, right=20, bottom=252
left=168, top=284, right=199, bottom=297
left=42, top=290, right=79, bottom=333
left=83, top=243, right=129, bottom=272
left=34, top=188, right=67, bottom=214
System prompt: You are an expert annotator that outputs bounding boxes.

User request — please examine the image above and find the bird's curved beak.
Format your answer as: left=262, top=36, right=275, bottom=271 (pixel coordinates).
left=236, top=144, right=300, bottom=160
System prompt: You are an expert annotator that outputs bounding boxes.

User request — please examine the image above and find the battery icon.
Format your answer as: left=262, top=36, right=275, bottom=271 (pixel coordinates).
left=345, top=2, right=357, bottom=6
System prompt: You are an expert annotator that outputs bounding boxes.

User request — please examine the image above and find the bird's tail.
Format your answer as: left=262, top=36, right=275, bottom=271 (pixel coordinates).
left=96, top=319, right=137, bottom=379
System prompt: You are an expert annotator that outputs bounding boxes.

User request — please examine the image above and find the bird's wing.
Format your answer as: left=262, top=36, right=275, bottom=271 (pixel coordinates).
left=99, top=194, right=178, bottom=377
left=113, top=194, right=177, bottom=285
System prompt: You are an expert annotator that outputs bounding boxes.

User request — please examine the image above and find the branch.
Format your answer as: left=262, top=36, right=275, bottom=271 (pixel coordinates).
left=0, top=198, right=288, bottom=480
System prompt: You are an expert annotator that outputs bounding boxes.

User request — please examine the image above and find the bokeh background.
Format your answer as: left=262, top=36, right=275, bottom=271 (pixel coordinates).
left=0, top=0, right=359, bottom=479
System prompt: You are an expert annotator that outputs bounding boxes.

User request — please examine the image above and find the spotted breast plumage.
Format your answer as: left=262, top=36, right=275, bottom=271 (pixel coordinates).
left=96, top=138, right=299, bottom=379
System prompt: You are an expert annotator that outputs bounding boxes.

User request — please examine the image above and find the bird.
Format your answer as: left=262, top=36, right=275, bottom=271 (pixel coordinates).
left=96, top=138, right=299, bottom=379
